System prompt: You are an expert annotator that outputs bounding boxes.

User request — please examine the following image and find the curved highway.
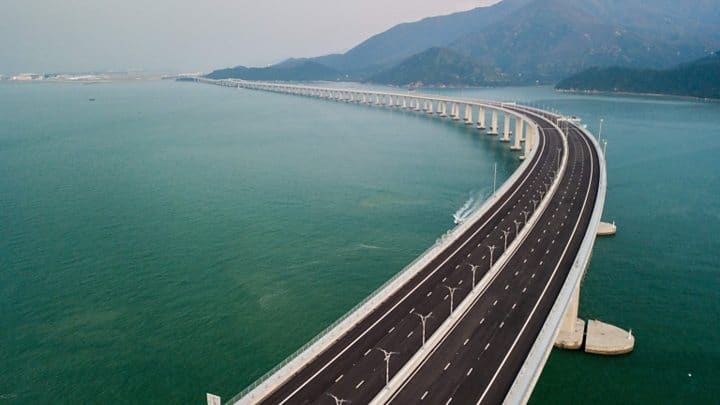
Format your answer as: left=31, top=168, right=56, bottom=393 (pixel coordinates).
left=191, top=79, right=603, bottom=405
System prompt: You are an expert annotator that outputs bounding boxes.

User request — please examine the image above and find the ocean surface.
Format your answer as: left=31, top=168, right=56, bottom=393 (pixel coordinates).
left=0, top=81, right=717, bottom=404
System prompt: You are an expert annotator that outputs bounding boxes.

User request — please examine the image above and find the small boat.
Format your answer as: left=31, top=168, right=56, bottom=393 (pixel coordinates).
left=88, top=98, right=96, bottom=101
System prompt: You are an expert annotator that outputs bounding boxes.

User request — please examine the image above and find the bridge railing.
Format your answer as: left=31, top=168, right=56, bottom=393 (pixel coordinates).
left=205, top=78, right=541, bottom=404
left=225, top=226, right=464, bottom=404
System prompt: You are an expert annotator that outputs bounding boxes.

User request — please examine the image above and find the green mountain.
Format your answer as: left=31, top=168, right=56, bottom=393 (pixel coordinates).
left=368, top=47, right=505, bottom=86
left=312, top=0, right=534, bottom=77
left=208, top=0, right=720, bottom=84
left=555, top=51, right=720, bottom=99
left=205, top=60, right=342, bottom=81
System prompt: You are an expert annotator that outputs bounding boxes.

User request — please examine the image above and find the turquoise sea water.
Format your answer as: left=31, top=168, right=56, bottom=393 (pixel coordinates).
left=0, top=81, right=718, bottom=403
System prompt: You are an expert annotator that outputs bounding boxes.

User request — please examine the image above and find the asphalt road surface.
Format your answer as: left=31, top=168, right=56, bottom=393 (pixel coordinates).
left=383, top=112, right=599, bottom=405
left=254, top=106, right=571, bottom=405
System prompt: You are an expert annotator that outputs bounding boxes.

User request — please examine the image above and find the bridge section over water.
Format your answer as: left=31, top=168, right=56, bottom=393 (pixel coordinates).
left=194, top=79, right=609, bottom=405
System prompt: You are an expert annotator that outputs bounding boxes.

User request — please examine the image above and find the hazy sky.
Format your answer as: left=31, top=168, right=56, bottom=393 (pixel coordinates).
left=0, top=0, right=499, bottom=74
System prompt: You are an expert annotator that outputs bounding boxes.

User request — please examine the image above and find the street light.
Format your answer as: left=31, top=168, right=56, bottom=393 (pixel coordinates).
left=514, top=219, right=522, bottom=235
left=327, top=393, right=351, bottom=405
left=493, top=162, right=497, bottom=194
left=502, top=229, right=510, bottom=250
left=444, top=285, right=460, bottom=313
left=413, top=311, right=432, bottom=346
left=468, top=263, right=481, bottom=288
left=488, top=245, right=496, bottom=268
left=557, top=147, right=562, bottom=170
left=376, top=348, right=399, bottom=387
left=532, top=199, right=539, bottom=211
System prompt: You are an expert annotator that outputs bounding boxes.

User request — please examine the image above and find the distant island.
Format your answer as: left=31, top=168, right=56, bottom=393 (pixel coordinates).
left=556, top=51, right=720, bottom=100
left=205, top=60, right=343, bottom=81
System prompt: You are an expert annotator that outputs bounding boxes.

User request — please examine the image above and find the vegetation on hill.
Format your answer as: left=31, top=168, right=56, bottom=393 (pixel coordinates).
left=555, top=51, right=720, bottom=99
left=368, top=47, right=505, bottom=86
left=205, top=60, right=341, bottom=81
left=207, top=0, right=720, bottom=85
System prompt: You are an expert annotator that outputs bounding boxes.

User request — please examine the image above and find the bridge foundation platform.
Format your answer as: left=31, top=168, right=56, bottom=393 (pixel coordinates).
left=597, top=221, right=617, bottom=236
left=586, top=320, right=635, bottom=355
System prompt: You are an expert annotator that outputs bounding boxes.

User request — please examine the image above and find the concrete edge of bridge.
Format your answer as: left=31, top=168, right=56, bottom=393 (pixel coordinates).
left=370, top=115, right=568, bottom=405
left=503, top=121, right=607, bottom=405
left=216, top=80, right=543, bottom=405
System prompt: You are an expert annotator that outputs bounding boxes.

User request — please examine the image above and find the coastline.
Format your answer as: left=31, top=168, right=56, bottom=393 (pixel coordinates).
left=554, top=87, right=720, bottom=103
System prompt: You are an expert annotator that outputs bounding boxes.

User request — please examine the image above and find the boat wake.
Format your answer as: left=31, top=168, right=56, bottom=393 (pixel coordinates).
left=453, top=189, right=490, bottom=225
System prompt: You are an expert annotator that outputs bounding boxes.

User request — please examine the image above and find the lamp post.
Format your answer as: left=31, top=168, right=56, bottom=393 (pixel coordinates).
left=413, top=311, right=432, bottom=346
left=493, top=162, right=497, bottom=195
left=522, top=210, right=529, bottom=223
left=488, top=245, right=496, bottom=268
left=532, top=199, right=539, bottom=211
left=444, top=285, right=460, bottom=313
left=557, top=147, right=562, bottom=170
left=376, top=348, right=398, bottom=387
left=514, top=219, right=522, bottom=236
left=468, top=264, right=481, bottom=288
left=327, top=393, right=351, bottom=405
left=502, top=229, right=510, bottom=250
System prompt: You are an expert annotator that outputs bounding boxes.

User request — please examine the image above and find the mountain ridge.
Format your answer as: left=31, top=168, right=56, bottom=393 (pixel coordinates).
left=555, top=50, right=720, bottom=100
left=206, top=0, right=720, bottom=85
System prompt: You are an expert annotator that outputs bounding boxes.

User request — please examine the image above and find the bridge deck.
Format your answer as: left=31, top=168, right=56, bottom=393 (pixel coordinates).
left=255, top=103, right=559, bottom=405
left=383, top=114, right=599, bottom=405
left=195, top=80, right=603, bottom=405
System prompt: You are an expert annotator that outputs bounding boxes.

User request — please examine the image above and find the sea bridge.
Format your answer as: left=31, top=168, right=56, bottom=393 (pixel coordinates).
left=194, top=79, right=632, bottom=405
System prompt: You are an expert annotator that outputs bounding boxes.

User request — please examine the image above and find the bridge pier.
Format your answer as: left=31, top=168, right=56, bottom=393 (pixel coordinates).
left=520, top=124, right=536, bottom=160
left=511, top=118, right=523, bottom=151
left=464, top=104, right=473, bottom=124
left=555, top=221, right=634, bottom=355
left=555, top=287, right=585, bottom=349
left=439, top=101, right=448, bottom=117
left=488, top=110, right=499, bottom=135
left=501, top=113, right=512, bottom=142
left=477, top=106, right=486, bottom=129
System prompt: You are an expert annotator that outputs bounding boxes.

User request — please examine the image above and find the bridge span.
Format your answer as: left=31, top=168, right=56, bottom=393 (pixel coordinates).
left=193, top=79, right=620, bottom=405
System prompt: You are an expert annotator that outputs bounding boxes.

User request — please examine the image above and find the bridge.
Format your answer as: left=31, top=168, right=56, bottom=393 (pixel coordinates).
left=193, top=79, right=632, bottom=405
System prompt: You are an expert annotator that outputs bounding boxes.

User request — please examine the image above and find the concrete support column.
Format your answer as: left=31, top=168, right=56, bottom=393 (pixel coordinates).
left=501, top=113, right=511, bottom=142
left=427, top=100, right=434, bottom=114
left=555, top=284, right=584, bottom=350
left=489, top=110, right=499, bottom=135
left=402, top=97, right=407, bottom=109
left=524, top=124, right=535, bottom=156
left=477, top=107, right=486, bottom=129
left=512, top=118, right=523, bottom=151
left=451, top=103, right=459, bottom=120
left=464, top=104, right=473, bottom=124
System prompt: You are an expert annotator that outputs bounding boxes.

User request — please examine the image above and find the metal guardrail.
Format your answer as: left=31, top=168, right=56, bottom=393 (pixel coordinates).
left=225, top=228, right=459, bottom=403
